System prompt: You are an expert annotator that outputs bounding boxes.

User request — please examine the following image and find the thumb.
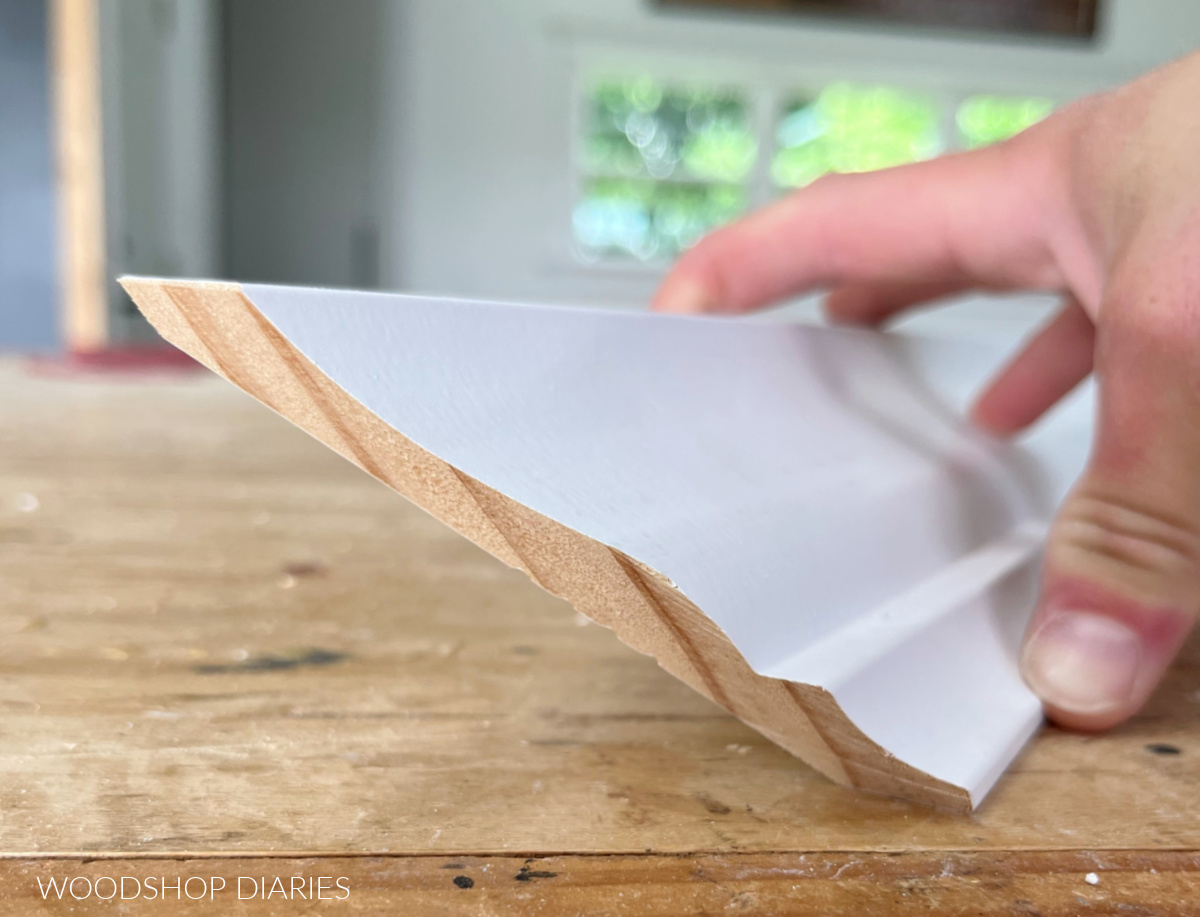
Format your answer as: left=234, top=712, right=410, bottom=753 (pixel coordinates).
left=1021, top=262, right=1200, bottom=731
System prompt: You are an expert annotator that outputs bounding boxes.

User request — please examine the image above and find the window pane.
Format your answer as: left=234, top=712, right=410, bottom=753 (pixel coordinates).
left=584, top=78, right=757, bottom=183
left=957, top=95, right=1054, bottom=148
left=573, top=177, right=747, bottom=261
left=772, top=83, right=943, bottom=188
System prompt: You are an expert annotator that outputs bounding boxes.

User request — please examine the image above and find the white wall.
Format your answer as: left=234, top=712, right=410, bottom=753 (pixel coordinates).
left=217, top=0, right=1200, bottom=315
left=100, top=0, right=222, bottom=341
left=378, top=0, right=1200, bottom=312
left=223, top=0, right=386, bottom=288
left=0, top=0, right=57, bottom=350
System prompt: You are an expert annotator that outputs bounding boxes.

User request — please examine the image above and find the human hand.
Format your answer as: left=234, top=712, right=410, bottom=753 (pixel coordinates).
left=653, top=53, right=1200, bottom=731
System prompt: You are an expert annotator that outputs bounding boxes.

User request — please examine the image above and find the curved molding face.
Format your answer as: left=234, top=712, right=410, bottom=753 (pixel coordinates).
left=120, top=278, right=1093, bottom=811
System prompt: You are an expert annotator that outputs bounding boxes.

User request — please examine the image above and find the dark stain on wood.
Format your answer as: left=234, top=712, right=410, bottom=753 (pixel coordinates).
left=514, top=865, right=558, bottom=882
left=697, top=793, right=732, bottom=815
left=282, top=560, right=328, bottom=578
left=1146, top=743, right=1183, bottom=756
left=194, top=648, right=348, bottom=674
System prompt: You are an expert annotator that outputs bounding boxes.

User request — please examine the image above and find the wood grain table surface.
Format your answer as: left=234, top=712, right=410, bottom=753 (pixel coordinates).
left=0, top=357, right=1198, bottom=915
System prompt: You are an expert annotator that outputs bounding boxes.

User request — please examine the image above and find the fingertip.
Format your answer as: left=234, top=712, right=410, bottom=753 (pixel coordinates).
left=1022, top=610, right=1143, bottom=729
left=651, top=275, right=720, bottom=315
left=968, top=362, right=1062, bottom=437
left=823, top=288, right=875, bottom=326
left=968, top=298, right=1096, bottom=438
left=1042, top=702, right=1132, bottom=733
left=967, top=395, right=1026, bottom=438
left=1021, top=605, right=1193, bottom=732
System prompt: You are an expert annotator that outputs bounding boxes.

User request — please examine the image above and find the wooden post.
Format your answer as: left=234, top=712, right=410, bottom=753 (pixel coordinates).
left=49, top=0, right=109, bottom=352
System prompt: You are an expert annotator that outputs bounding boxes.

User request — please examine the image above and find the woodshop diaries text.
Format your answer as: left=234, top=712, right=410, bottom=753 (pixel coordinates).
left=36, top=875, right=352, bottom=900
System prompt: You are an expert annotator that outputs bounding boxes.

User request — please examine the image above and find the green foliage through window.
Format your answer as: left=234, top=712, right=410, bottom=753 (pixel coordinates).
left=573, top=177, right=747, bottom=261
left=584, top=78, right=757, bottom=183
left=956, top=94, right=1054, bottom=149
left=576, top=76, right=1056, bottom=261
left=577, top=78, right=755, bottom=260
left=772, top=83, right=943, bottom=189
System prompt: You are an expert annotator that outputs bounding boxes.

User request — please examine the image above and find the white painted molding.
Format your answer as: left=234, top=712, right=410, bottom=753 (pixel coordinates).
left=122, top=278, right=1094, bottom=809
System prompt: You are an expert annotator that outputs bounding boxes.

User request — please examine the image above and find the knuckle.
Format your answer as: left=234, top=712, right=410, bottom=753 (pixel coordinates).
left=1053, top=487, right=1200, bottom=600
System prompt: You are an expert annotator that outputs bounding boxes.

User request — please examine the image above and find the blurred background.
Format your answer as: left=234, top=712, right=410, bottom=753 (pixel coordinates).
left=3, top=0, right=1200, bottom=354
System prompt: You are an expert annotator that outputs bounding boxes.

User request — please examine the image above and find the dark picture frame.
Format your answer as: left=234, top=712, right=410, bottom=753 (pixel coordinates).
left=655, top=0, right=1100, bottom=40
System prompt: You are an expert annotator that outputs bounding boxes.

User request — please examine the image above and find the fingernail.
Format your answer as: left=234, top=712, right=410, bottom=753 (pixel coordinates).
left=653, top=278, right=717, bottom=314
left=1022, top=611, right=1142, bottom=714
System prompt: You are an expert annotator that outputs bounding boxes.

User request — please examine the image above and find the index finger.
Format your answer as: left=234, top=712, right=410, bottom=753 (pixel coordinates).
left=652, top=139, right=1065, bottom=316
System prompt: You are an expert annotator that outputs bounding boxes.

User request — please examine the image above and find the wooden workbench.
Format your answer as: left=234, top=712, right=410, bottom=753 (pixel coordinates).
left=0, top=357, right=1197, bottom=915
